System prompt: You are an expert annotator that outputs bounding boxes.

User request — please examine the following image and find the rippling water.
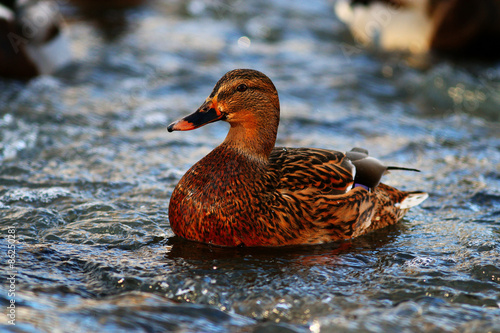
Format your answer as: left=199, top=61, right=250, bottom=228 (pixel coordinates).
left=1, top=0, right=499, bottom=332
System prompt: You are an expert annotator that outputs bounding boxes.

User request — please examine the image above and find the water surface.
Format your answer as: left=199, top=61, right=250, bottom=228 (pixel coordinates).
left=1, top=0, right=499, bottom=332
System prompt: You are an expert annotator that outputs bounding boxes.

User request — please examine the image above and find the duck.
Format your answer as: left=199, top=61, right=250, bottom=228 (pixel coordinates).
left=334, top=0, right=500, bottom=58
left=167, top=69, right=428, bottom=247
left=0, top=0, right=71, bottom=79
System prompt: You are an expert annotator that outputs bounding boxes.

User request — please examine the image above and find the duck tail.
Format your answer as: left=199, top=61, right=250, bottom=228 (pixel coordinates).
left=398, top=191, right=428, bottom=209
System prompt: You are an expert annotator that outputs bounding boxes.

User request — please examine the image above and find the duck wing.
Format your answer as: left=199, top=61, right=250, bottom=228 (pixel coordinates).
left=267, top=147, right=355, bottom=195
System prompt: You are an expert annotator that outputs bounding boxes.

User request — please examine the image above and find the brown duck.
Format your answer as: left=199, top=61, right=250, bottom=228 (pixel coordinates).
left=167, top=69, right=428, bottom=247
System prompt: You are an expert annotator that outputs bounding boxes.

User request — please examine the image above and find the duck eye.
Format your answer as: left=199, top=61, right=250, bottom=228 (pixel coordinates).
left=236, top=84, right=247, bottom=92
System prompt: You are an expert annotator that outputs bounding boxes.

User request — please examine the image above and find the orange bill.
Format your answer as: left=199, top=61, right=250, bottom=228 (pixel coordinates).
left=167, top=99, right=225, bottom=132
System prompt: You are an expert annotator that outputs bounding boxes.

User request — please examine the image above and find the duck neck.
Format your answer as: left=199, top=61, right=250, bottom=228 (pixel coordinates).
left=221, top=110, right=279, bottom=162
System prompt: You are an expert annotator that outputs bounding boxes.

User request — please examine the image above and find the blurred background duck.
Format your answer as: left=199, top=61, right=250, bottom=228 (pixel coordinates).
left=0, top=0, right=71, bottom=79
left=335, top=0, right=500, bottom=58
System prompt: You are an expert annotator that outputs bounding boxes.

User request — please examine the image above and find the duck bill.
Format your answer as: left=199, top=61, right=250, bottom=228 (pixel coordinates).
left=167, top=99, right=224, bottom=132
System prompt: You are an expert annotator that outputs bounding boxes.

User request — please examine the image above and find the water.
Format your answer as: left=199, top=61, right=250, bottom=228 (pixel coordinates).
left=1, top=0, right=499, bottom=332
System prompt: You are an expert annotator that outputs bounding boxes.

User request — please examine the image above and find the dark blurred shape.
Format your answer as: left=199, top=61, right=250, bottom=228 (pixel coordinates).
left=335, top=0, right=500, bottom=59
left=63, top=0, right=148, bottom=41
left=428, top=0, right=500, bottom=58
left=0, top=0, right=71, bottom=79
left=67, top=0, right=147, bottom=10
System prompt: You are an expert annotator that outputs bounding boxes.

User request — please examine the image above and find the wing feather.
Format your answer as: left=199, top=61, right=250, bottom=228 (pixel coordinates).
left=267, top=147, right=355, bottom=195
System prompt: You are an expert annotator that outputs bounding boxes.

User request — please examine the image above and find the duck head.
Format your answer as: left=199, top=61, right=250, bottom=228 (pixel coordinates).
left=168, top=69, right=280, bottom=158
